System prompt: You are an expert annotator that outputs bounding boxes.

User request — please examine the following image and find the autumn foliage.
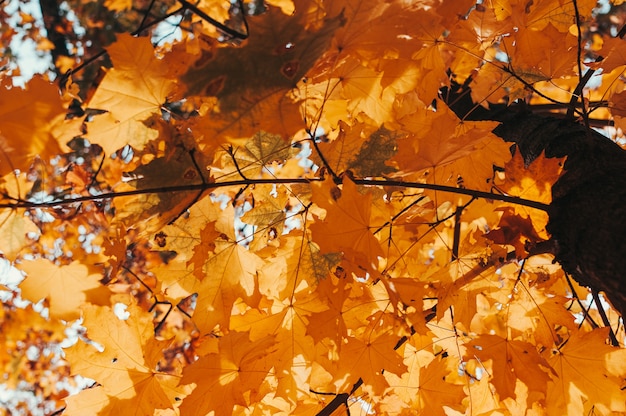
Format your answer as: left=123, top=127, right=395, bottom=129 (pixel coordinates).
left=2, top=0, right=626, bottom=414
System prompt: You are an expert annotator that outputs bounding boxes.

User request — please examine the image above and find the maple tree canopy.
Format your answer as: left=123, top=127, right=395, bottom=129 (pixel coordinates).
left=1, top=0, right=626, bottom=414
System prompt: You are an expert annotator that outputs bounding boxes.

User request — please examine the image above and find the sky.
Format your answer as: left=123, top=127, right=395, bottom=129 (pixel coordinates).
left=4, top=0, right=53, bottom=86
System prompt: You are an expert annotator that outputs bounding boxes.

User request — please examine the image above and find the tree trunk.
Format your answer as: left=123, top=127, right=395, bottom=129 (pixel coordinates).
left=442, top=82, right=626, bottom=318
left=39, top=0, right=71, bottom=77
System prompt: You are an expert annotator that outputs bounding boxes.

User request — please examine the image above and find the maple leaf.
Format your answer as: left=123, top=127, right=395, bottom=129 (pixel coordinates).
left=256, top=233, right=340, bottom=300
left=525, top=0, right=596, bottom=32
left=546, top=328, right=626, bottom=414
left=230, top=289, right=326, bottom=402
left=466, top=334, right=553, bottom=401
left=494, top=150, right=563, bottom=239
left=485, top=207, right=542, bottom=257
left=434, top=260, right=502, bottom=329
left=334, top=328, right=407, bottom=395
left=310, top=177, right=384, bottom=272
left=19, top=259, right=110, bottom=321
left=217, top=131, right=296, bottom=181
left=63, top=386, right=110, bottom=415
left=0, top=209, right=39, bottom=260
left=393, top=102, right=510, bottom=192
left=64, top=303, right=187, bottom=415
left=320, top=1, right=448, bottom=104
left=192, top=238, right=264, bottom=333
left=85, top=34, right=176, bottom=155
left=179, top=331, right=277, bottom=415
left=312, top=121, right=399, bottom=177
left=0, top=76, right=64, bottom=176
left=152, top=192, right=224, bottom=261
left=240, top=185, right=289, bottom=251
left=102, top=227, right=127, bottom=280
left=593, top=35, right=626, bottom=73
left=413, top=357, right=465, bottom=415
left=182, top=6, right=343, bottom=144
left=311, top=120, right=367, bottom=176
left=114, top=140, right=209, bottom=230
left=502, top=23, right=578, bottom=80
left=305, top=275, right=351, bottom=345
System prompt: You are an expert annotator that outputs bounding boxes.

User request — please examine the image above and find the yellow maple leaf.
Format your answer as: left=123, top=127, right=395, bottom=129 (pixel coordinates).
left=217, top=131, right=295, bottom=181
left=192, top=239, right=264, bottom=333
left=104, top=0, right=131, bottom=12
left=0, top=209, right=39, bottom=259
left=257, top=233, right=341, bottom=300
left=503, top=24, right=578, bottom=80
left=230, top=290, right=326, bottom=401
left=64, top=303, right=188, bottom=415
left=179, top=331, right=277, bottom=415
left=240, top=184, right=289, bottom=251
left=19, top=259, right=110, bottom=321
left=525, top=0, right=596, bottom=32
left=85, top=34, right=176, bottom=155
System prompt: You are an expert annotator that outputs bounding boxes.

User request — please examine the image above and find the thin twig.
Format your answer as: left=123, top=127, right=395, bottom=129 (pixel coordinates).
left=451, top=204, right=464, bottom=261
left=177, top=0, right=248, bottom=40
left=313, top=378, right=363, bottom=416
left=592, top=291, right=620, bottom=346
left=372, top=195, right=426, bottom=235
left=60, top=6, right=186, bottom=85
left=564, top=272, right=599, bottom=329
left=308, top=131, right=340, bottom=183
left=167, top=149, right=207, bottom=224
left=226, top=146, right=249, bottom=180
left=570, top=0, right=590, bottom=127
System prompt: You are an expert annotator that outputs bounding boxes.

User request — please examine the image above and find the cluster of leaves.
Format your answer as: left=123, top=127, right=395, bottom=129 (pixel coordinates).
left=1, top=0, right=626, bottom=414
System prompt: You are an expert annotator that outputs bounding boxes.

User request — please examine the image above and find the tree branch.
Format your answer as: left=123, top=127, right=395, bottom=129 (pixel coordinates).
left=0, top=177, right=550, bottom=212
left=313, top=378, right=363, bottom=416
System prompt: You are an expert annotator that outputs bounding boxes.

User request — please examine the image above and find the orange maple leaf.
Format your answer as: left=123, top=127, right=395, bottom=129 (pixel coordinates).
left=394, top=103, right=509, bottom=192
left=181, top=6, right=343, bottom=144
left=546, top=328, right=626, bottom=414
left=310, top=177, right=384, bottom=272
left=466, top=334, right=553, bottom=401
left=64, top=303, right=187, bottom=415
left=19, top=259, right=110, bottom=321
left=179, top=331, right=277, bottom=415
left=0, top=76, right=63, bottom=176
left=485, top=207, right=543, bottom=257
left=335, top=327, right=407, bottom=395
left=413, top=358, right=465, bottom=415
